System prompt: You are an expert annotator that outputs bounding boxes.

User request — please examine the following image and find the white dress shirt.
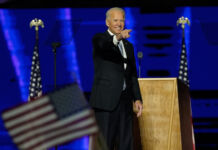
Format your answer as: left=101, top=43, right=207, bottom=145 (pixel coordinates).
left=107, top=29, right=127, bottom=69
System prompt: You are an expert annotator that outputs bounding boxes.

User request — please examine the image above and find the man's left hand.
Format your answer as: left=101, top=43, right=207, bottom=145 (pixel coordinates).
left=134, top=100, right=143, bottom=117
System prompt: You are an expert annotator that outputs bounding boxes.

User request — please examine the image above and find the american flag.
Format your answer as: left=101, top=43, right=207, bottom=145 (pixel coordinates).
left=178, top=32, right=189, bottom=86
left=178, top=28, right=195, bottom=150
left=2, top=84, right=98, bottom=150
left=28, top=44, right=42, bottom=100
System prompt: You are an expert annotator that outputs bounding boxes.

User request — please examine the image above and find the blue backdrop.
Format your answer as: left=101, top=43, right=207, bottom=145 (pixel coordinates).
left=0, top=7, right=218, bottom=150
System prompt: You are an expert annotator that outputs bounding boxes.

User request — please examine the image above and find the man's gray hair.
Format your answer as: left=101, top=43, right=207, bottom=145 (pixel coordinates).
left=106, top=7, right=125, bottom=20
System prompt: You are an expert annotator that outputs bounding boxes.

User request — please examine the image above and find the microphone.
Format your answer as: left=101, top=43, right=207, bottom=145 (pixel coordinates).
left=51, top=42, right=61, bottom=54
left=137, top=51, right=143, bottom=78
left=137, top=51, right=143, bottom=59
left=52, top=42, right=61, bottom=48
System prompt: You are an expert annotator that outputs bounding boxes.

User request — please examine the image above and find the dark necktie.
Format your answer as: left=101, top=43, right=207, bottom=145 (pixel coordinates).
left=118, top=41, right=126, bottom=90
left=118, top=41, right=124, bottom=56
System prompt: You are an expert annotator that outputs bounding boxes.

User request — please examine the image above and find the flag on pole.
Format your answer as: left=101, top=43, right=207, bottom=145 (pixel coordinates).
left=178, top=29, right=195, bottom=150
left=178, top=34, right=189, bottom=86
left=28, top=44, right=42, bottom=100
left=2, top=84, right=98, bottom=150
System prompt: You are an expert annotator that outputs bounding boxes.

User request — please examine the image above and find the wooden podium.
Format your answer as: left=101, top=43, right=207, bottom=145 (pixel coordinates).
left=134, top=78, right=193, bottom=150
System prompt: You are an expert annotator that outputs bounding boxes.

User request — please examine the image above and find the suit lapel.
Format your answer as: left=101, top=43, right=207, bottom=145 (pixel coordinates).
left=105, top=30, right=111, bottom=37
left=104, top=31, right=123, bottom=55
left=104, top=31, right=132, bottom=59
left=123, top=39, right=131, bottom=58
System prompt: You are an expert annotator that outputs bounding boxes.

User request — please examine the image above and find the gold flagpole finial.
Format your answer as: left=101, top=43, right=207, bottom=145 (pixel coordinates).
left=177, top=16, right=190, bottom=29
left=30, top=18, right=44, bottom=31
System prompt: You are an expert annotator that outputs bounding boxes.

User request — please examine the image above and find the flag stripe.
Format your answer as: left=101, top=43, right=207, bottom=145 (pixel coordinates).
left=6, top=105, right=53, bottom=129
left=11, top=108, right=91, bottom=138
left=32, top=125, right=98, bottom=150
left=18, top=117, right=96, bottom=149
left=10, top=113, right=57, bottom=136
left=24, top=123, right=98, bottom=150
left=14, top=115, right=93, bottom=143
left=8, top=109, right=55, bottom=132
left=15, top=112, right=94, bottom=144
left=2, top=96, right=49, bottom=120
left=4, top=100, right=50, bottom=123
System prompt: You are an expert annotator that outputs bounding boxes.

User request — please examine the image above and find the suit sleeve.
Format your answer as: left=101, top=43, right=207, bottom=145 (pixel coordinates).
left=129, top=44, right=143, bottom=102
left=92, top=33, right=114, bottom=58
left=92, top=33, right=122, bottom=64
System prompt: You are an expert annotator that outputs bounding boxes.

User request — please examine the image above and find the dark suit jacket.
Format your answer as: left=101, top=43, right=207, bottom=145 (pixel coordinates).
left=90, top=31, right=142, bottom=111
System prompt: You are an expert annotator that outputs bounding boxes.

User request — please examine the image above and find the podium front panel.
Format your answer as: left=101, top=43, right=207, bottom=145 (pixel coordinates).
left=138, top=78, right=182, bottom=150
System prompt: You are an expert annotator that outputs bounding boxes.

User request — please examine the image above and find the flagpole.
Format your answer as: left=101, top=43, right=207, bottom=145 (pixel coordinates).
left=177, top=16, right=195, bottom=150
left=28, top=18, right=44, bottom=101
left=176, top=16, right=190, bottom=40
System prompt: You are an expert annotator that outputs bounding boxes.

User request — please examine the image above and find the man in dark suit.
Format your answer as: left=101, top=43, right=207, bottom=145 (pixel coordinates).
left=90, top=7, right=143, bottom=150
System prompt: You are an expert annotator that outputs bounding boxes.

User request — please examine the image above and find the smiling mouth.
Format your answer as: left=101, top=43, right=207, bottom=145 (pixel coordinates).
left=115, top=27, right=121, bottom=30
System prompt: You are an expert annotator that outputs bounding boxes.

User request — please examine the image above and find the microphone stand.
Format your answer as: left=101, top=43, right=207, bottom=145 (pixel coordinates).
left=52, top=42, right=61, bottom=90
left=52, top=42, right=61, bottom=150
left=137, top=51, right=143, bottom=78
left=139, top=58, right=142, bottom=78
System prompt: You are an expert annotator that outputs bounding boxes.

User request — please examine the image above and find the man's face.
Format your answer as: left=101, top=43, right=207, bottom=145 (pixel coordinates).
left=106, top=10, right=125, bottom=35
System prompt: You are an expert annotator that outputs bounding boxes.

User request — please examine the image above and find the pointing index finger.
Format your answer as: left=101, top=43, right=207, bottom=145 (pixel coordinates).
left=126, top=29, right=132, bottom=33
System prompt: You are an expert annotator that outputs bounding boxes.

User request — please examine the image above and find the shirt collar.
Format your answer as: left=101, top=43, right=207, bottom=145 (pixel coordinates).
left=107, top=29, right=124, bottom=45
left=107, top=29, right=114, bottom=36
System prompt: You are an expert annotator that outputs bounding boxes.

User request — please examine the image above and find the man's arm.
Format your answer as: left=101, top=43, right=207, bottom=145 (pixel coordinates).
left=115, top=29, right=132, bottom=41
left=128, top=39, right=143, bottom=117
left=134, top=100, right=143, bottom=117
left=92, top=33, right=114, bottom=53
